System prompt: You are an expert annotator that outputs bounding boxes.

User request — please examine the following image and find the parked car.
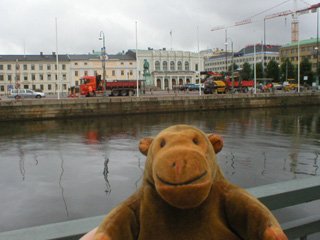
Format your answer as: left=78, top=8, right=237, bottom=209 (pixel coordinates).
left=272, top=83, right=283, bottom=90
left=188, top=84, right=204, bottom=91
left=180, top=84, right=195, bottom=91
left=8, top=89, right=46, bottom=99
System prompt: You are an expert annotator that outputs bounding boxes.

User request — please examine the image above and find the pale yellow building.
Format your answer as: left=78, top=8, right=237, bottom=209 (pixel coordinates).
left=279, top=38, right=319, bottom=72
left=0, top=51, right=137, bottom=96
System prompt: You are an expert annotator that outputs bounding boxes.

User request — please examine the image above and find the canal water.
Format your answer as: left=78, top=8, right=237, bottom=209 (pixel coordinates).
left=0, top=106, right=319, bottom=236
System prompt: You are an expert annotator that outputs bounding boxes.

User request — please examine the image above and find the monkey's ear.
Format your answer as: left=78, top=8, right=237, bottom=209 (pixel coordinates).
left=139, top=137, right=154, bottom=156
left=207, top=134, right=223, bottom=154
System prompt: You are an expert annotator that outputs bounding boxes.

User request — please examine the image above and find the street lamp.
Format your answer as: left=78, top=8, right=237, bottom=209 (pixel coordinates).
left=316, top=8, right=319, bottom=88
left=225, top=38, right=234, bottom=93
left=99, top=31, right=106, bottom=97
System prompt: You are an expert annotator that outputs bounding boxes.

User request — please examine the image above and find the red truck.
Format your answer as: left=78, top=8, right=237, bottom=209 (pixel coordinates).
left=79, top=75, right=141, bottom=97
left=224, top=74, right=254, bottom=93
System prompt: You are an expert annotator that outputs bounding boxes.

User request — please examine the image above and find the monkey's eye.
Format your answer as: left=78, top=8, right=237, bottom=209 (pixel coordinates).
left=160, top=140, right=166, bottom=148
left=193, top=138, right=199, bottom=145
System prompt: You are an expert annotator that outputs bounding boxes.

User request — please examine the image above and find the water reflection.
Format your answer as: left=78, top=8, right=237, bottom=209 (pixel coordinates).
left=135, top=157, right=144, bottom=190
left=103, top=158, right=111, bottom=195
left=58, top=151, right=69, bottom=218
left=0, top=106, right=319, bottom=233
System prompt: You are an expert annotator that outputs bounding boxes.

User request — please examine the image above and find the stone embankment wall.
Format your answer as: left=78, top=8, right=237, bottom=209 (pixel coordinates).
left=0, top=92, right=319, bottom=122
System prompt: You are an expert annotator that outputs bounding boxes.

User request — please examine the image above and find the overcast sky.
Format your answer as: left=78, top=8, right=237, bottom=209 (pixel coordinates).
left=0, top=0, right=319, bottom=55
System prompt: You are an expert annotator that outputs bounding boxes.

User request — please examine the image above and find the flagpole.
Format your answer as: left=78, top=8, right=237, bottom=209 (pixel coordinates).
left=56, top=17, right=60, bottom=100
left=136, top=21, right=139, bottom=97
left=197, top=26, right=201, bottom=96
left=170, top=30, right=173, bottom=51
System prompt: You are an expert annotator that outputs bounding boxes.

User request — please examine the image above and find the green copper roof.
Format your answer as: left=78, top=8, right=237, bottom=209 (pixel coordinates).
left=281, top=38, right=320, bottom=48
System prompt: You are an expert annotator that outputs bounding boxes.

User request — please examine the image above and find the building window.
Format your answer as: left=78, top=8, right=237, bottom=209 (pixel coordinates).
left=8, top=75, right=12, bottom=81
left=185, top=61, right=190, bottom=71
left=48, top=74, right=51, bottom=80
left=112, top=70, right=115, bottom=76
left=121, top=70, right=124, bottom=75
left=1, top=86, right=4, bottom=91
left=24, top=85, right=29, bottom=89
left=39, top=64, right=43, bottom=70
left=0, top=75, right=3, bottom=81
left=74, top=62, right=78, bottom=66
left=63, top=74, right=66, bottom=80
left=121, top=62, right=124, bottom=65
left=40, top=84, right=44, bottom=90
left=48, top=84, right=52, bottom=90
left=84, top=71, right=88, bottom=75
left=84, top=62, right=88, bottom=65
left=178, top=61, right=182, bottom=71
left=62, top=64, right=66, bottom=70
left=24, top=74, right=28, bottom=81
left=170, top=61, right=175, bottom=71
left=75, top=71, right=78, bottom=77
left=23, top=64, right=28, bottom=70
left=47, top=64, right=51, bottom=70
left=130, top=70, right=133, bottom=75
left=32, top=74, right=36, bottom=80
left=163, top=61, right=168, bottom=71
left=40, top=74, right=44, bottom=80
left=130, top=62, right=133, bottom=65
left=7, top=65, right=11, bottom=70
left=155, top=61, right=160, bottom=71
left=31, top=64, right=35, bottom=70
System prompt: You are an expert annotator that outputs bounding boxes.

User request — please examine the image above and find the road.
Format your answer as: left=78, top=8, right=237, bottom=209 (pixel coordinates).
left=1, top=88, right=318, bottom=102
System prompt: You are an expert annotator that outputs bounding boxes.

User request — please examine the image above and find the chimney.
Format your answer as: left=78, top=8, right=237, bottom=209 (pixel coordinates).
left=52, top=52, right=56, bottom=56
left=40, top=52, right=43, bottom=56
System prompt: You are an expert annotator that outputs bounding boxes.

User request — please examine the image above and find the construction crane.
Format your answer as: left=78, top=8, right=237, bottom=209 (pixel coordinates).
left=211, top=0, right=320, bottom=43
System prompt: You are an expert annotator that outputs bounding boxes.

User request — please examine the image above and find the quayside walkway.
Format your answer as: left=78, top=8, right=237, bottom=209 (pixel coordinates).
left=0, top=176, right=319, bottom=240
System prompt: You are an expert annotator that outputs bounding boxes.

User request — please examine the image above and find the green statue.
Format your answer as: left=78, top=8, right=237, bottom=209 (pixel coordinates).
left=143, top=59, right=150, bottom=76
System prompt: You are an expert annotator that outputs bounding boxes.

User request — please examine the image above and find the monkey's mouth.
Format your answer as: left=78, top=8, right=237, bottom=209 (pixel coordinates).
left=156, top=171, right=207, bottom=186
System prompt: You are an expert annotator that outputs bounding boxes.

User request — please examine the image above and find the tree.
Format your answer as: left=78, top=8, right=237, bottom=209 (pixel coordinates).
left=228, top=63, right=239, bottom=73
left=250, top=62, right=263, bottom=79
left=266, top=59, right=280, bottom=81
left=242, top=62, right=251, bottom=80
left=256, top=62, right=264, bottom=78
left=280, top=58, right=295, bottom=81
left=300, top=58, right=313, bottom=85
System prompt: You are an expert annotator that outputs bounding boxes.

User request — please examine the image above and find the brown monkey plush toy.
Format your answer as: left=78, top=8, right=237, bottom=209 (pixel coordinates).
left=94, top=125, right=288, bottom=240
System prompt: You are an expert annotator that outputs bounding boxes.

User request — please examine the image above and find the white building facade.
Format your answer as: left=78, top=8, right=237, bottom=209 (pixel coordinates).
left=133, top=49, right=204, bottom=90
left=205, top=45, right=280, bottom=73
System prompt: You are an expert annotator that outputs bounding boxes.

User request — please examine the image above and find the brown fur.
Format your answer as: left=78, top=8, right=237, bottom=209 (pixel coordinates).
left=94, top=125, right=288, bottom=240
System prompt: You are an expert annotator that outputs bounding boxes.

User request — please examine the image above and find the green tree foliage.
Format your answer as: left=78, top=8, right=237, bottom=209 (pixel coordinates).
left=280, top=58, right=295, bottom=81
left=250, top=62, right=264, bottom=79
left=256, top=62, right=264, bottom=78
left=266, top=59, right=280, bottom=81
left=300, top=58, right=314, bottom=85
left=242, top=62, right=251, bottom=80
left=228, top=63, right=239, bottom=73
